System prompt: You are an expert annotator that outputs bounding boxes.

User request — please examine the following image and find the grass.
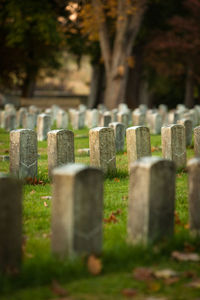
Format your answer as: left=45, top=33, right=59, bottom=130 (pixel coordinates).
left=0, top=127, right=200, bottom=300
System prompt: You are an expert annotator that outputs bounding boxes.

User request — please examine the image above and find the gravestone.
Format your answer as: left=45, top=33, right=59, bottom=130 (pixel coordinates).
left=22, top=113, right=35, bottom=130
left=161, top=124, right=186, bottom=169
left=0, top=174, right=22, bottom=272
left=37, top=113, right=51, bottom=141
left=99, top=111, right=112, bottom=127
left=149, top=112, right=162, bottom=134
left=89, top=127, right=116, bottom=173
left=128, top=157, right=175, bottom=244
left=187, top=158, right=200, bottom=235
left=48, top=129, right=75, bottom=177
left=126, top=126, right=151, bottom=171
left=109, top=122, right=125, bottom=152
left=4, top=113, right=16, bottom=131
left=17, top=107, right=27, bottom=128
left=85, top=109, right=99, bottom=128
left=51, top=164, right=103, bottom=257
left=132, top=110, right=146, bottom=126
left=57, top=110, right=68, bottom=129
left=177, top=119, right=193, bottom=146
left=117, top=112, right=129, bottom=128
left=194, top=126, right=200, bottom=157
left=10, top=129, right=38, bottom=179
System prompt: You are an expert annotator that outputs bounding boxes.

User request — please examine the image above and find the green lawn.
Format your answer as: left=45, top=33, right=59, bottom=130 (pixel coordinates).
left=0, top=127, right=200, bottom=300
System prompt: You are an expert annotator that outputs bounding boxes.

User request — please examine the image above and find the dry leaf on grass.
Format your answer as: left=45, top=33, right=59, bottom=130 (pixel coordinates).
left=44, top=201, right=48, bottom=207
left=186, top=279, right=200, bottom=288
left=172, top=251, right=200, bottom=262
left=87, top=255, right=102, bottom=275
left=51, top=280, right=69, bottom=297
left=121, top=288, right=137, bottom=297
left=30, top=190, right=35, bottom=195
left=41, top=196, right=52, bottom=200
left=147, top=281, right=161, bottom=292
left=133, top=267, right=154, bottom=281
left=154, top=269, right=179, bottom=279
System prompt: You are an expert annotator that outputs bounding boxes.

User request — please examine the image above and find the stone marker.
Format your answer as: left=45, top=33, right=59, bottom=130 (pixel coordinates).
left=89, top=127, right=116, bottom=173
left=0, top=174, right=22, bottom=272
left=86, top=109, right=99, bottom=128
left=57, top=110, right=68, bottom=129
left=47, top=130, right=75, bottom=177
left=128, top=157, right=175, bottom=244
left=10, top=129, right=38, bottom=179
left=117, top=112, right=129, bottom=128
left=77, top=148, right=90, bottom=155
left=37, top=113, right=51, bottom=141
left=177, top=119, right=193, bottom=146
left=22, top=113, right=35, bottom=130
left=161, top=124, right=186, bottom=169
left=126, top=126, right=151, bottom=171
left=51, top=164, right=103, bottom=257
left=187, top=158, right=200, bottom=235
left=149, top=112, right=162, bottom=134
left=99, top=111, right=112, bottom=127
left=5, top=113, right=16, bottom=131
left=132, top=110, right=146, bottom=126
left=109, top=122, right=125, bottom=152
left=194, top=126, right=200, bottom=157
left=17, top=107, right=27, bottom=128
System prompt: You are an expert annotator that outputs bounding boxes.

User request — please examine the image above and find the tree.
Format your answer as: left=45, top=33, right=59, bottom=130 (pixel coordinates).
left=146, top=0, right=200, bottom=108
left=0, top=0, right=64, bottom=97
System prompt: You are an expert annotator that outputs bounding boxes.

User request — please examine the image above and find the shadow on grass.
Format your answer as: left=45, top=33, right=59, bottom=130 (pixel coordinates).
left=1, top=231, right=199, bottom=295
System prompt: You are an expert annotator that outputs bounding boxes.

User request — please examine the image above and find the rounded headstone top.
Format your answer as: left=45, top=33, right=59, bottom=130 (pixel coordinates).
left=53, top=163, right=102, bottom=176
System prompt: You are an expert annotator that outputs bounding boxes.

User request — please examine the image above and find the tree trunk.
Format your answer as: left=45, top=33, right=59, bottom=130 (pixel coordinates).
left=92, top=0, right=147, bottom=110
left=22, top=69, right=37, bottom=98
left=184, top=64, right=194, bottom=108
left=88, top=63, right=105, bottom=108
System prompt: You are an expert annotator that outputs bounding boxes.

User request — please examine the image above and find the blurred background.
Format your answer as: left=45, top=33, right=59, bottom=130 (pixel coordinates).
left=0, top=0, right=199, bottom=109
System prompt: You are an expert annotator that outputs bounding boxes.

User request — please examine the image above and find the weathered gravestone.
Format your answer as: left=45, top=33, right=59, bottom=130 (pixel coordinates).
left=126, top=126, right=151, bottom=172
left=149, top=112, right=162, bottom=134
left=194, top=126, right=200, bottom=157
left=89, top=127, right=116, bottom=173
left=117, top=112, right=129, bottom=128
left=161, top=124, right=186, bottom=169
left=17, top=107, right=27, bottom=128
left=187, top=158, right=200, bottom=235
left=0, top=174, right=22, bottom=272
left=37, top=113, right=51, bottom=141
left=132, top=110, right=146, bottom=126
left=22, top=113, right=35, bottom=130
left=57, top=110, right=68, bottom=129
left=177, top=119, right=193, bottom=146
left=47, top=129, right=74, bottom=177
left=128, top=157, right=175, bottom=244
left=109, top=122, right=125, bottom=152
left=51, top=164, right=103, bottom=257
left=99, top=111, right=112, bottom=127
left=10, top=129, right=37, bottom=179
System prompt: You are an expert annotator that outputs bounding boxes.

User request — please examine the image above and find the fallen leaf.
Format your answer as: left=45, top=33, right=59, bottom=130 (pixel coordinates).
left=51, top=280, right=69, bottom=297
left=172, top=251, right=200, bottom=262
left=154, top=269, right=179, bottom=279
left=174, top=211, right=184, bottom=226
left=41, top=196, right=52, bottom=200
left=44, top=201, right=48, bottom=207
left=104, top=213, right=118, bottom=223
left=87, top=255, right=102, bottom=275
left=121, top=288, right=137, bottom=297
left=184, top=242, right=195, bottom=253
left=147, top=281, right=161, bottom=292
left=30, top=190, right=36, bottom=195
left=186, top=279, right=200, bottom=288
left=164, top=277, right=180, bottom=285
left=133, top=267, right=154, bottom=281
left=183, top=270, right=197, bottom=279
